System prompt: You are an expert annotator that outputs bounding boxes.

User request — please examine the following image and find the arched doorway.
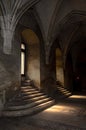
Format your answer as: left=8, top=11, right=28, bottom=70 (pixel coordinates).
left=65, top=38, right=86, bottom=95
left=46, top=40, right=66, bottom=97
left=21, top=29, right=40, bottom=87
left=75, top=48, right=86, bottom=93
left=14, top=7, right=44, bottom=89
left=64, top=52, right=73, bottom=92
left=56, top=48, right=64, bottom=86
left=49, top=40, right=64, bottom=86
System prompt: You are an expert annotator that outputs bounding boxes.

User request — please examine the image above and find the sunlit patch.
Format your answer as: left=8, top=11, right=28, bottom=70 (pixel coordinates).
left=44, top=105, right=77, bottom=114
left=21, top=52, right=25, bottom=75
left=21, top=44, right=25, bottom=49
left=69, top=95, right=86, bottom=99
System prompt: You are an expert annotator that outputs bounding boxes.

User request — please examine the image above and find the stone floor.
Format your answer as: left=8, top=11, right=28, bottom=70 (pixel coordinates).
left=0, top=95, right=86, bottom=130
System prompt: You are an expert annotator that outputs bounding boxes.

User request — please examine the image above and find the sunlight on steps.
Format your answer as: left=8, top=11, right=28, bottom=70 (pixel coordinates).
left=2, top=81, right=55, bottom=117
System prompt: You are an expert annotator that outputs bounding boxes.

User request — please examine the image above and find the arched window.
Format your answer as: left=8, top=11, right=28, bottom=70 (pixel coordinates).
left=21, top=43, right=25, bottom=75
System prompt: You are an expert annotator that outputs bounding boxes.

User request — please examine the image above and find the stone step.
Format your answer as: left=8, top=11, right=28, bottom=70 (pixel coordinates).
left=26, top=91, right=43, bottom=95
left=20, top=90, right=39, bottom=94
left=7, top=92, right=50, bottom=106
left=4, top=97, right=51, bottom=110
left=22, top=82, right=31, bottom=85
left=14, top=95, right=48, bottom=102
left=21, top=86, right=33, bottom=89
left=55, top=89, right=71, bottom=100
left=2, top=100, right=55, bottom=117
left=17, top=91, right=44, bottom=97
left=58, top=89, right=69, bottom=93
left=65, top=92, right=71, bottom=96
left=58, top=92, right=71, bottom=99
left=13, top=93, right=46, bottom=102
left=59, top=90, right=71, bottom=95
left=57, top=87, right=68, bottom=90
left=56, top=94, right=71, bottom=101
left=22, top=88, right=36, bottom=91
left=22, top=80, right=32, bottom=86
left=3, top=83, right=55, bottom=117
left=24, top=79, right=31, bottom=82
left=21, top=88, right=38, bottom=93
left=57, top=87, right=70, bottom=93
left=6, top=98, right=33, bottom=106
left=21, top=92, right=45, bottom=98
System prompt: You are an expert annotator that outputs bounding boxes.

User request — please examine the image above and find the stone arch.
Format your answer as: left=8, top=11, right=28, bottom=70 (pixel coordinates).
left=12, top=0, right=40, bottom=32
left=64, top=21, right=86, bottom=69
left=56, top=48, right=64, bottom=86
left=13, top=4, right=45, bottom=60
left=21, top=29, right=40, bottom=88
left=75, top=47, right=86, bottom=93
left=14, top=7, right=45, bottom=89
left=64, top=23, right=86, bottom=93
left=1, top=0, right=40, bottom=55
left=48, top=10, right=86, bottom=60
left=47, top=0, right=64, bottom=42
left=48, top=39, right=64, bottom=86
left=0, top=0, right=6, bottom=16
left=32, top=7, right=46, bottom=45
left=64, top=52, right=74, bottom=92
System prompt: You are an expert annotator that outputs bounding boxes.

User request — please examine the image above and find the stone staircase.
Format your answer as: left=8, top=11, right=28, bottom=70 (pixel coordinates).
left=57, top=86, right=71, bottom=97
left=2, top=80, right=55, bottom=117
left=55, top=81, right=72, bottom=100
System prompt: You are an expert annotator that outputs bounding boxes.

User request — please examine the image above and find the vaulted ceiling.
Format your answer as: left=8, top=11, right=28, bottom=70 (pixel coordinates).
left=0, top=0, right=86, bottom=62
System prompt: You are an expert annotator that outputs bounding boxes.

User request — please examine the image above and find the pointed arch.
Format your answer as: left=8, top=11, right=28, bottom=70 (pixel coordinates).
left=12, top=0, right=40, bottom=32
left=47, top=0, right=63, bottom=43
left=0, top=0, right=6, bottom=15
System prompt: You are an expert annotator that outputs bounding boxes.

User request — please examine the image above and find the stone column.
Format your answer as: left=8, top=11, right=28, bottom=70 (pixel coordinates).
left=3, top=29, right=14, bottom=54
left=0, top=15, right=14, bottom=54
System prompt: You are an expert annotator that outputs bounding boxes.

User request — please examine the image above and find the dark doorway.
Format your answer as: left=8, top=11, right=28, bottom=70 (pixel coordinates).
left=75, top=49, right=86, bottom=93
left=65, top=52, right=73, bottom=92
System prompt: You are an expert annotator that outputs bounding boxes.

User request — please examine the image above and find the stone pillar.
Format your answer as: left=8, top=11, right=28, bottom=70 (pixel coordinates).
left=40, top=43, right=56, bottom=97
left=0, top=15, right=14, bottom=54
left=3, top=29, right=13, bottom=54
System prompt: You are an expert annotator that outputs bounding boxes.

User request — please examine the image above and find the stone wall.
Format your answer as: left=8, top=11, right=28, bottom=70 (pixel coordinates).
left=56, top=48, right=64, bottom=86
left=26, top=44, right=40, bottom=88
left=0, top=30, right=21, bottom=108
